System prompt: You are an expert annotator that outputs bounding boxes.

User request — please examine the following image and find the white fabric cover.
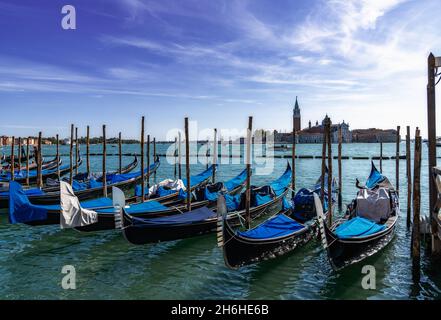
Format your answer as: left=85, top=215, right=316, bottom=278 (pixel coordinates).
left=356, top=187, right=391, bottom=223
left=148, top=179, right=186, bottom=196
left=60, top=181, right=98, bottom=229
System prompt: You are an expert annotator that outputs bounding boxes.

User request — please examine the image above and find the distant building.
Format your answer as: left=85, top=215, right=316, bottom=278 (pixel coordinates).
left=352, top=128, right=397, bottom=143
left=298, top=117, right=352, bottom=143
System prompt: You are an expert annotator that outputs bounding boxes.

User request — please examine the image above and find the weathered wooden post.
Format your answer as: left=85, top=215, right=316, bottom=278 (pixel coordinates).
left=185, top=117, right=191, bottom=211
left=69, top=124, right=74, bottom=185
left=174, top=137, right=177, bottom=179
left=153, top=137, right=157, bottom=182
left=147, top=134, right=151, bottom=189
left=320, top=121, right=327, bottom=206
left=292, top=110, right=296, bottom=198
left=102, top=125, right=107, bottom=197
left=406, top=126, right=412, bottom=229
left=178, top=131, right=182, bottom=180
left=56, top=134, right=60, bottom=180
left=427, top=53, right=440, bottom=253
left=212, top=128, right=217, bottom=183
left=37, top=132, right=43, bottom=188
left=140, top=117, right=145, bottom=202
left=245, top=116, right=253, bottom=229
left=326, top=118, right=333, bottom=226
left=75, top=127, right=78, bottom=175
left=18, top=137, right=22, bottom=174
left=411, top=128, right=421, bottom=269
left=380, top=139, right=383, bottom=173
left=338, top=124, right=342, bottom=210
left=11, top=137, right=15, bottom=181
left=396, top=126, right=400, bottom=192
left=119, top=132, right=122, bottom=174
left=26, top=137, right=30, bottom=185
left=86, top=126, right=90, bottom=176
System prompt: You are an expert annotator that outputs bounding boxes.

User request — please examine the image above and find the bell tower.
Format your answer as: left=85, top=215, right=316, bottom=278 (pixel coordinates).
left=293, top=96, right=301, bottom=132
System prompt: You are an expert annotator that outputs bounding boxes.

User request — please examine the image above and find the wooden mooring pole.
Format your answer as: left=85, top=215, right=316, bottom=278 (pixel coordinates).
left=326, top=117, right=333, bottom=226
left=56, top=134, right=60, bottom=180
left=185, top=118, right=191, bottom=212
left=75, top=127, right=78, bottom=175
left=119, top=132, right=122, bottom=174
left=212, top=129, right=217, bottom=183
left=406, top=126, right=412, bottom=229
left=174, top=137, right=177, bottom=179
left=320, top=121, right=327, bottom=206
left=102, top=125, right=107, bottom=198
left=380, top=139, right=383, bottom=173
left=26, top=137, right=30, bottom=186
left=86, top=126, right=90, bottom=176
left=292, top=111, right=296, bottom=197
left=18, top=138, right=22, bottom=174
left=37, top=132, right=42, bottom=188
left=140, top=117, right=145, bottom=202
left=411, top=128, right=421, bottom=269
left=69, top=124, right=74, bottom=185
left=178, top=131, right=182, bottom=180
left=153, top=137, right=157, bottom=182
left=147, top=134, right=150, bottom=189
left=427, top=53, right=440, bottom=253
left=396, top=126, right=400, bottom=193
left=338, top=125, right=342, bottom=210
left=245, top=116, right=253, bottom=230
left=11, top=137, right=15, bottom=181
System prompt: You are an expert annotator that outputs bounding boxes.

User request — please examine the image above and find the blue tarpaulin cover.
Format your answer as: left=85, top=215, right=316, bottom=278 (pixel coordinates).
left=40, top=197, right=113, bottom=212
left=238, top=214, right=305, bottom=239
left=270, top=164, right=292, bottom=197
left=130, top=206, right=215, bottom=226
left=203, top=169, right=247, bottom=201
left=8, top=182, right=48, bottom=224
left=335, top=217, right=386, bottom=239
left=366, top=162, right=385, bottom=189
left=0, top=187, right=45, bottom=197
left=225, top=193, right=241, bottom=211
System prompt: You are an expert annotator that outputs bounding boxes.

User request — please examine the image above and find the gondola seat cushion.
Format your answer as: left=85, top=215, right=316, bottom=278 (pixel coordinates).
left=335, top=217, right=386, bottom=239
left=238, top=214, right=305, bottom=239
left=356, top=188, right=391, bottom=223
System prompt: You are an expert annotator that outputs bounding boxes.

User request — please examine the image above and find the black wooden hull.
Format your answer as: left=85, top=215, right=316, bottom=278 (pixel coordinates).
left=221, top=213, right=316, bottom=269
left=321, top=215, right=398, bottom=271
left=121, top=192, right=285, bottom=245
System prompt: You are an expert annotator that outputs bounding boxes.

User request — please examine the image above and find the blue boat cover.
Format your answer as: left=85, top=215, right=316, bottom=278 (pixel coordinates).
left=270, top=164, right=292, bottom=196
left=130, top=206, right=215, bottom=226
left=0, top=163, right=71, bottom=181
left=8, top=182, right=48, bottom=224
left=0, top=187, right=46, bottom=197
left=225, top=193, right=241, bottom=211
left=366, top=162, right=385, bottom=189
left=253, top=193, right=273, bottom=206
left=203, top=169, right=247, bottom=201
left=238, top=214, right=305, bottom=240
left=40, top=197, right=113, bottom=212
left=335, top=217, right=386, bottom=239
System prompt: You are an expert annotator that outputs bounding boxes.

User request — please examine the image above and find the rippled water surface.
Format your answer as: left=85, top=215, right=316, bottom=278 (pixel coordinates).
left=1, top=142, right=440, bottom=300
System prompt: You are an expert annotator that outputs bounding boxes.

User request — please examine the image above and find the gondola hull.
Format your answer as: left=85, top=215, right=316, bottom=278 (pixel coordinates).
left=321, top=215, right=398, bottom=271
left=221, top=215, right=316, bottom=270
left=121, top=191, right=285, bottom=245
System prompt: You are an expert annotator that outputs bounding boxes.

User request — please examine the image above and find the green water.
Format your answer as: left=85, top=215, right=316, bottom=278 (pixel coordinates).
left=0, top=143, right=440, bottom=300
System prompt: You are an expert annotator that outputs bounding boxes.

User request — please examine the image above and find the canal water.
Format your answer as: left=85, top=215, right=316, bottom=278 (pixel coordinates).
left=0, top=142, right=440, bottom=300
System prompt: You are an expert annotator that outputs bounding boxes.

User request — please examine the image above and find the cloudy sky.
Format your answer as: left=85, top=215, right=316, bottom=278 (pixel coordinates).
left=0, top=0, right=440, bottom=139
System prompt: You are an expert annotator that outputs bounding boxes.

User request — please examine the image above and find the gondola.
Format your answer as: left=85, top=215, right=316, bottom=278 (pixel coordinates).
left=1, top=158, right=160, bottom=210
left=0, top=157, right=82, bottom=185
left=2, top=146, right=34, bottom=164
left=316, top=162, right=399, bottom=271
left=75, top=167, right=246, bottom=232
left=119, top=163, right=292, bottom=245
left=220, top=169, right=337, bottom=269
left=1, top=156, right=60, bottom=172
left=71, top=155, right=138, bottom=182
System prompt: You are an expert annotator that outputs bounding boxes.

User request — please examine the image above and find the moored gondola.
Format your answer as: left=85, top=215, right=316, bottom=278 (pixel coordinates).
left=316, top=162, right=399, bottom=271
left=220, top=169, right=337, bottom=269
left=119, top=163, right=292, bottom=245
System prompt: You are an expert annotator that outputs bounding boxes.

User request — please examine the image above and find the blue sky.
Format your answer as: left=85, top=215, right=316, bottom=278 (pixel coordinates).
left=0, top=0, right=440, bottom=139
